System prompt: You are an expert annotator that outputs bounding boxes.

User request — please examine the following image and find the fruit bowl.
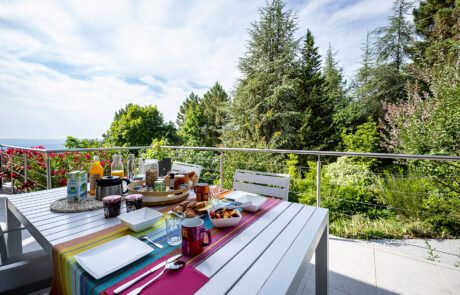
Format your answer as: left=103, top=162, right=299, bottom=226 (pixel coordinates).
left=208, top=207, right=242, bottom=228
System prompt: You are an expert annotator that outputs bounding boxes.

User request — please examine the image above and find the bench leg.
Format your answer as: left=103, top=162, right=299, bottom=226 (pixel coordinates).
left=315, top=225, right=328, bottom=295
left=6, top=201, right=22, bottom=256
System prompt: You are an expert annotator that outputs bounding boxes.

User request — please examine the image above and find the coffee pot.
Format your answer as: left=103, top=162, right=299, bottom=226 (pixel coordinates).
left=95, top=176, right=130, bottom=201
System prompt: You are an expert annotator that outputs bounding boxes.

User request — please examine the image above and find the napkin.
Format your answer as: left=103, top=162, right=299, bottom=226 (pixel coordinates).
left=102, top=255, right=209, bottom=295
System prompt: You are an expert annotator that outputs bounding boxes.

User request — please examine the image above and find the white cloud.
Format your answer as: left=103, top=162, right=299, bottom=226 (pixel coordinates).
left=0, top=0, right=392, bottom=139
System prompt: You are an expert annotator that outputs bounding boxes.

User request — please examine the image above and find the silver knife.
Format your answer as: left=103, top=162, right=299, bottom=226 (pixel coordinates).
left=113, top=254, right=182, bottom=294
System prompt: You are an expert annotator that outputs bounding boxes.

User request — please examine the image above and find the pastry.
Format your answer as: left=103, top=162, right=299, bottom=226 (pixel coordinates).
left=173, top=205, right=184, bottom=213
left=184, top=208, right=197, bottom=218
left=186, top=201, right=197, bottom=209
left=195, top=201, right=206, bottom=209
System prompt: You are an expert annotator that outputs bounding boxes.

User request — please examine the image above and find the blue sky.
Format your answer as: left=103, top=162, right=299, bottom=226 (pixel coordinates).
left=0, top=0, right=393, bottom=139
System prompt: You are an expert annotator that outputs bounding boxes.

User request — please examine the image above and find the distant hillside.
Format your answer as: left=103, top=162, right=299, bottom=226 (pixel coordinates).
left=0, top=138, right=65, bottom=150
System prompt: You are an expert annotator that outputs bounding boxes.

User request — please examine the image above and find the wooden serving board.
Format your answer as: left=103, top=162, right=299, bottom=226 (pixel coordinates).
left=127, top=180, right=192, bottom=206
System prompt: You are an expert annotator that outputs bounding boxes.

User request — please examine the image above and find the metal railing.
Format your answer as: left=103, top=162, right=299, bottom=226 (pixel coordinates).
left=1, top=143, right=459, bottom=198
left=1, top=143, right=460, bottom=265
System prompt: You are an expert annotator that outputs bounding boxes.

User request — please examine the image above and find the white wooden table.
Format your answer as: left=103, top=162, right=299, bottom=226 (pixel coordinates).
left=6, top=188, right=329, bottom=294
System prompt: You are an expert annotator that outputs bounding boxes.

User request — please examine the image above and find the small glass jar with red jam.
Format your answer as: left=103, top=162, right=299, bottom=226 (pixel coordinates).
left=103, top=195, right=121, bottom=218
left=125, top=194, right=143, bottom=213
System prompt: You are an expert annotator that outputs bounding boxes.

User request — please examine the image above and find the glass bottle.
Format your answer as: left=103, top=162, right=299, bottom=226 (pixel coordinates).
left=111, top=154, right=125, bottom=178
left=127, top=154, right=135, bottom=180
left=89, top=155, right=104, bottom=195
left=138, top=157, right=145, bottom=175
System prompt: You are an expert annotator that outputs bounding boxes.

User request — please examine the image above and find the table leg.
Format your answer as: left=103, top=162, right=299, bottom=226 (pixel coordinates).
left=6, top=200, right=23, bottom=257
left=315, top=225, right=329, bottom=295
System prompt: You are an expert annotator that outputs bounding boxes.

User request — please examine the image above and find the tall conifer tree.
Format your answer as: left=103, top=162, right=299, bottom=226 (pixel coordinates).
left=227, top=0, right=300, bottom=148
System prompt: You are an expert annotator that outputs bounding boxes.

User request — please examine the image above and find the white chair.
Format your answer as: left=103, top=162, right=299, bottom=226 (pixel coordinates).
left=233, top=169, right=290, bottom=200
left=0, top=198, right=51, bottom=294
left=171, top=162, right=203, bottom=179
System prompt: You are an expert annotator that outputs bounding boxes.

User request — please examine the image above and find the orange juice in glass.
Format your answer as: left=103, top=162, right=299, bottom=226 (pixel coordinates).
left=111, top=155, right=125, bottom=178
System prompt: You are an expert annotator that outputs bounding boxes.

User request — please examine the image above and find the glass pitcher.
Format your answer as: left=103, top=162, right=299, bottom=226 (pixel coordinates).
left=111, top=154, right=125, bottom=178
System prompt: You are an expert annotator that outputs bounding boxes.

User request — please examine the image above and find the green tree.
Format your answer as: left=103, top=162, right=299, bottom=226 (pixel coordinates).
left=176, top=92, right=200, bottom=128
left=103, top=104, right=177, bottom=146
left=370, top=0, right=414, bottom=109
left=374, top=0, right=414, bottom=72
left=64, top=136, right=102, bottom=149
left=226, top=0, right=301, bottom=148
left=201, top=82, right=230, bottom=146
left=322, top=45, right=346, bottom=148
left=177, top=102, right=207, bottom=146
left=296, top=29, right=323, bottom=149
left=413, top=0, right=460, bottom=68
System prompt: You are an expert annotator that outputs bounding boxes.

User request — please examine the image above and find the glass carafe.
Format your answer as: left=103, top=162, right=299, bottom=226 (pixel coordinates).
left=111, top=154, right=125, bottom=178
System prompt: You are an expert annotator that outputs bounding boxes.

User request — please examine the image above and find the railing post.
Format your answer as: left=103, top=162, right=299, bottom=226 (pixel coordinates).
left=10, top=154, right=14, bottom=194
left=219, top=151, right=224, bottom=186
left=316, top=155, right=321, bottom=207
left=46, top=153, right=52, bottom=189
left=23, top=153, right=28, bottom=193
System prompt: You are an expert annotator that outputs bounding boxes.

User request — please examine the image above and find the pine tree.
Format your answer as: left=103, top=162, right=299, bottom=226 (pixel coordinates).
left=321, top=45, right=346, bottom=148
left=296, top=29, right=323, bottom=148
left=227, top=0, right=300, bottom=148
left=176, top=92, right=200, bottom=128
left=373, top=0, right=414, bottom=72
left=201, top=82, right=230, bottom=146
left=413, top=0, right=460, bottom=67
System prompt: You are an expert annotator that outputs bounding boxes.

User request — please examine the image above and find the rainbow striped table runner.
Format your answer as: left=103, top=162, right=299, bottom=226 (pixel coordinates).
left=50, top=198, right=282, bottom=295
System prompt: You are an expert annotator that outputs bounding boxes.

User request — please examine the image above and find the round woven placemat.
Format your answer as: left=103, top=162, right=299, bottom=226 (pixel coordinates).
left=50, top=198, right=104, bottom=213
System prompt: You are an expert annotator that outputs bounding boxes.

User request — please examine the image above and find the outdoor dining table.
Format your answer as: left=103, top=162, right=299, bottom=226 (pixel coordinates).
left=5, top=187, right=329, bottom=294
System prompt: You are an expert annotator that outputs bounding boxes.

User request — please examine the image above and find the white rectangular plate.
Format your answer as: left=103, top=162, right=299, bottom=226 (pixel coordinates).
left=75, top=235, right=152, bottom=279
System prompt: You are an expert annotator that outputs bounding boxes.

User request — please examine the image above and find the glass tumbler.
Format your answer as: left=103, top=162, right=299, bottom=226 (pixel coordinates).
left=165, top=212, right=183, bottom=246
left=208, top=185, right=222, bottom=206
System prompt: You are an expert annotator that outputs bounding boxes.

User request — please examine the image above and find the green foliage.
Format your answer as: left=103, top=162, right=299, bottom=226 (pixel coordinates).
left=227, top=0, right=301, bottom=149
left=141, top=139, right=175, bottom=161
left=177, top=103, right=207, bottom=146
left=177, top=93, right=200, bottom=128
left=373, top=0, right=414, bottom=71
left=413, top=0, right=460, bottom=68
left=103, top=104, right=177, bottom=147
left=64, top=136, right=103, bottom=149
left=341, top=120, right=380, bottom=153
left=201, top=82, right=230, bottom=146
left=177, top=83, right=229, bottom=147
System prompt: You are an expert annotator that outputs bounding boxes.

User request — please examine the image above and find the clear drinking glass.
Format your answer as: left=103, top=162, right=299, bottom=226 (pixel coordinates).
left=209, top=185, right=222, bottom=206
left=165, top=212, right=183, bottom=246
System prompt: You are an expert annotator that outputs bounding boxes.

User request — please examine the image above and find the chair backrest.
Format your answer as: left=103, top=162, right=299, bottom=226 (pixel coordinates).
left=171, top=162, right=203, bottom=178
left=232, top=169, right=290, bottom=200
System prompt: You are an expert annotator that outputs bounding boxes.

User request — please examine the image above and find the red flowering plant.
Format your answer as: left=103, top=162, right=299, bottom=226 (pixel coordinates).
left=0, top=146, right=124, bottom=192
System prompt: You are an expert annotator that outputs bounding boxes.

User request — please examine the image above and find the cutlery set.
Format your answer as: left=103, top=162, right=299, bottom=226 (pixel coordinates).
left=114, top=254, right=183, bottom=294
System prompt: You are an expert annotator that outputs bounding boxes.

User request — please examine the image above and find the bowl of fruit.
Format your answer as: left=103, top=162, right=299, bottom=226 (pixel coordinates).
left=208, top=207, right=242, bottom=228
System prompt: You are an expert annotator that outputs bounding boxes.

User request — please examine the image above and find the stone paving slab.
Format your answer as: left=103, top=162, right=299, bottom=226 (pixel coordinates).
left=298, top=237, right=460, bottom=295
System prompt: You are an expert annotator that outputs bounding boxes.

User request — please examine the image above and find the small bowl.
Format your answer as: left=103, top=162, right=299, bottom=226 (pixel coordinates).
left=208, top=208, right=242, bottom=228
left=118, top=208, right=163, bottom=232
left=236, top=194, right=267, bottom=212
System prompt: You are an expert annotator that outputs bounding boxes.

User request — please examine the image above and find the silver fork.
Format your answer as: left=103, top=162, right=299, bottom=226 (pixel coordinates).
left=140, top=236, right=164, bottom=249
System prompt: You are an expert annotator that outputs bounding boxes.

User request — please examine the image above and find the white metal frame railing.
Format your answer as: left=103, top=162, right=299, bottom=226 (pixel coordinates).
left=0, top=143, right=459, bottom=206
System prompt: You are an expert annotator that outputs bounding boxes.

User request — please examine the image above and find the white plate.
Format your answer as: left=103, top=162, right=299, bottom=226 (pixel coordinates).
left=75, top=236, right=152, bottom=279
left=237, top=194, right=268, bottom=212
left=118, top=208, right=163, bottom=232
left=224, top=191, right=259, bottom=201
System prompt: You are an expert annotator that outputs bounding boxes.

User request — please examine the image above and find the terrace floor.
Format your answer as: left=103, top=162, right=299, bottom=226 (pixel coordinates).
left=299, top=236, right=460, bottom=295
left=1, top=196, right=459, bottom=295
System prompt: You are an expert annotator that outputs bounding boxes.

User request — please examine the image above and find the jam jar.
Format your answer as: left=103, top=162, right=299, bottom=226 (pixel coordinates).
left=102, top=195, right=122, bottom=218
left=125, top=194, right=143, bottom=213
left=174, top=174, right=187, bottom=190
